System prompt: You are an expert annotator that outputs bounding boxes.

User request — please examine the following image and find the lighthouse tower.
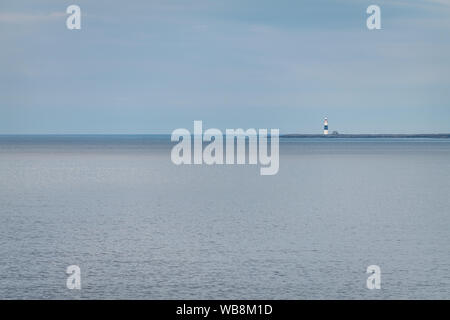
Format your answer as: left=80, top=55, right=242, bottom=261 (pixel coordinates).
left=323, top=117, right=329, bottom=135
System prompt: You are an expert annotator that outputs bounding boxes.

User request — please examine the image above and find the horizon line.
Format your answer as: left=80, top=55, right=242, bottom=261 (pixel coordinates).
left=0, top=133, right=450, bottom=136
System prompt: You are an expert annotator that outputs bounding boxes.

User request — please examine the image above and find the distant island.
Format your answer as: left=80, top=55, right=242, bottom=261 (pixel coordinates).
left=282, top=134, right=450, bottom=138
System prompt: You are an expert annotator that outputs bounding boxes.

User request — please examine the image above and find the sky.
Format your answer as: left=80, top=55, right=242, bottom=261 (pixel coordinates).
left=0, top=0, right=449, bottom=134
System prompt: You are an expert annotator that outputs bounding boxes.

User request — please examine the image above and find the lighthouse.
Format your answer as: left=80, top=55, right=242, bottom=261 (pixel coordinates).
left=323, top=117, right=328, bottom=135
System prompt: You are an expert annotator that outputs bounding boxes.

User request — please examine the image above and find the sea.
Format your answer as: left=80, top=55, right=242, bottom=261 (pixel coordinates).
left=0, top=135, right=449, bottom=299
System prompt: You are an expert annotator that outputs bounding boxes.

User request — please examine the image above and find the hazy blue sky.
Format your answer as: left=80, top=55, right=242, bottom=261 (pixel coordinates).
left=1, top=0, right=449, bottom=134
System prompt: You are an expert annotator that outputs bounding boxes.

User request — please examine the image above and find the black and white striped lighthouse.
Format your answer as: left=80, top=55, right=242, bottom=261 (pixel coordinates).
left=323, top=117, right=328, bottom=135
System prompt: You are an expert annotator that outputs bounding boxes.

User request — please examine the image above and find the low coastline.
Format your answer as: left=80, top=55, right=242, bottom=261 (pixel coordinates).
left=282, top=133, right=450, bottom=138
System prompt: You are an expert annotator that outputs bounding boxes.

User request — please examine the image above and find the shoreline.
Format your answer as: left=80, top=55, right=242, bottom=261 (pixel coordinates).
left=281, top=134, right=450, bottom=138
left=0, top=133, right=449, bottom=139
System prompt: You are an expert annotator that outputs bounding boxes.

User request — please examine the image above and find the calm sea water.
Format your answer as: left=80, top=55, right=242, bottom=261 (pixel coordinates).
left=0, top=136, right=449, bottom=299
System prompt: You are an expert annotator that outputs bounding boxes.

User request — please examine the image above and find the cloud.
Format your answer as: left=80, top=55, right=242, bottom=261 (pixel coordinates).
left=427, top=0, right=450, bottom=5
left=380, top=0, right=450, bottom=8
left=0, top=12, right=65, bottom=23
